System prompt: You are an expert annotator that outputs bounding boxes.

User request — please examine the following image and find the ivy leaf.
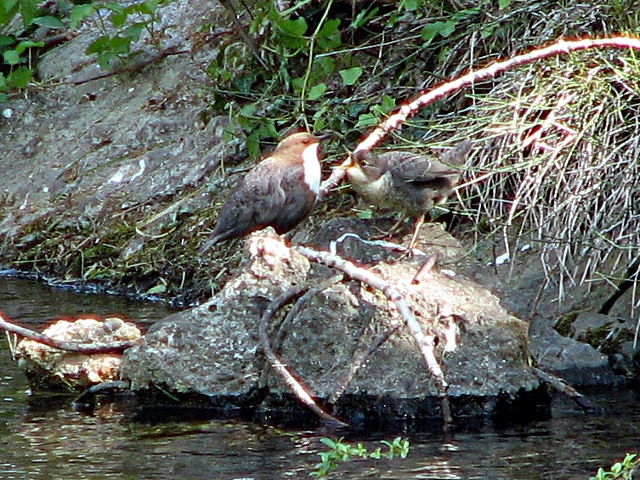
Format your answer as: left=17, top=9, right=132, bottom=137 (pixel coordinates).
left=307, top=83, right=326, bottom=101
left=276, top=16, right=307, bottom=37
left=355, top=112, right=377, bottom=129
left=317, top=18, right=341, bottom=50
left=69, top=4, right=95, bottom=29
left=339, top=67, right=362, bottom=86
left=32, top=16, right=65, bottom=29
left=421, top=20, right=457, bottom=42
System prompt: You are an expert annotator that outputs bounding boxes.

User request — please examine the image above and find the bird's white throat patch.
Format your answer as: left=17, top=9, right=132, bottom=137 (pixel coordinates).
left=302, top=143, right=321, bottom=195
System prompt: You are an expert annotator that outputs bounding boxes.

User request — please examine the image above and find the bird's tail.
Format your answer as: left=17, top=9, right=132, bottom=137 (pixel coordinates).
left=198, top=235, right=220, bottom=254
left=440, top=139, right=473, bottom=166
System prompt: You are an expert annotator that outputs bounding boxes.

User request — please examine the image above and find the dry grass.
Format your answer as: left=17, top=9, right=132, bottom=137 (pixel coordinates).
left=409, top=50, right=640, bottom=311
left=337, top=0, right=640, bottom=312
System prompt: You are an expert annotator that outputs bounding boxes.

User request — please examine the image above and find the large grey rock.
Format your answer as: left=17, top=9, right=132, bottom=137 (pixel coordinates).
left=123, top=226, right=545, bottom=422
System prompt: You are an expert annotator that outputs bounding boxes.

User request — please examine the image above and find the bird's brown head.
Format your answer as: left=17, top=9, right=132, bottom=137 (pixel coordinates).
left=274, top=132, right=322, bottom=159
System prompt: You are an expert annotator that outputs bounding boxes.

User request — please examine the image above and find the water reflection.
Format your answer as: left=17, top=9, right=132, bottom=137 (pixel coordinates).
left=0, top=278, right=638, bottom=479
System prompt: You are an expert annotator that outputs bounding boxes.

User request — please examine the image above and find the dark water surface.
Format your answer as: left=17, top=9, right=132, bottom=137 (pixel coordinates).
left=0, top=278, right=638, bottom=479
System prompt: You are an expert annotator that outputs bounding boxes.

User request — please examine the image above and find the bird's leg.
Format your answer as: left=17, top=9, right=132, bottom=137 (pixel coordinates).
left=371, top=215, right=407, bottom=239
left=396, top=213, right=425, bottom=260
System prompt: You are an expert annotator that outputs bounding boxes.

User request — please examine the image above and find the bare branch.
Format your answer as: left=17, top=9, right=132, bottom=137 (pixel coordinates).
left=295, top=246, right=449, bottom=396
left=319, top=35, right=640, bottom=199
left=259, top=280, right=348, bottom=427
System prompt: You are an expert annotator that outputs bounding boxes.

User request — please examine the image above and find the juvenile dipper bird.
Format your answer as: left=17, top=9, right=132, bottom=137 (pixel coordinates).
left=199, top=132, right=324, bottom=253
left=345, top=140, right=472, bottom=251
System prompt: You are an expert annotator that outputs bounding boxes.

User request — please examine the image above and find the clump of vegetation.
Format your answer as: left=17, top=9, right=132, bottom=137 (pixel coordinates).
left=590, top=453, right=639, bottom=480
left=311, top=437, right=410, bottom=479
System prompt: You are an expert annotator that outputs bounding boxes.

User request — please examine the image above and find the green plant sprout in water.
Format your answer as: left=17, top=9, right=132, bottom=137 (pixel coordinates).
left=590, top=454, right=639, bottom=480
left=311, top=437, right=410, bottom=479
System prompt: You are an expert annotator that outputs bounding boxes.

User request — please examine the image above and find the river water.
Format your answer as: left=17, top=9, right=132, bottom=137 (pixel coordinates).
left=0, top=277, right=638, bottom=479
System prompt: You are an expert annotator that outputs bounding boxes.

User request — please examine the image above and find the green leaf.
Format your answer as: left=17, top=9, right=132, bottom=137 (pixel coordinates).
left=6, top=65, right=32, bottom=87
left=317, top=18, right=341, bottom=50
left=0, top=36, right=15, bottom=47
left=18, top=0, right=39, bottom=27
left=291, top=76, right=304, bottom=95
left=32, top=15, right=65, bottom=29
left=124, top=22, right=145, bottom=41
left=351, top=6, right=379, bottom=29
left=421, top=20, right=457, bottom=42
left=240, top=103, right=256, bottom=117
left=143, top=0, right=159, bottom=14
left=69, top=4, right=95, bottom=29
left=355, top=112, right=377, bottom=129
left=402, top=0, right=421, bottom=11
left=0, top=92, right=7, bottom=103
left=110, top=9, right=128, bottom=27
left=109, top=36, right=132, bottom=54
left=380, top=94, right=396, bottom=113
left=3, top=49, right=19, bottom=65
left=87, top=36, right=109, bottom=55
left=1, top=0, right=19, bottom=16
left=14, top=40, right=43, bottom=55
left=96, top=51, right=118, bottom=69
left=320, top=438, right=337, bottom=448
left=309, top=56, right=335, bottom=84
left=276, top=16, right=307, bottom=36
left=339, top=66, right=362, bottom=86
left=307, top=82, right=326, bottom=101
left=498, top=0, right=511, bottom=8
left=146, top=283, right=166, bottom=294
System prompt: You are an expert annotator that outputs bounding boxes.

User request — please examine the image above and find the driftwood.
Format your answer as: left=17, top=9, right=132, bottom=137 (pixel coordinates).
left=0, top=314, right=140, bottom=354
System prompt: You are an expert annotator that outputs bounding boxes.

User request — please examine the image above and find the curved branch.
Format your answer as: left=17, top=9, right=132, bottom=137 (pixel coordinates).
left=319, top=35, right=640, bottom=199
left=295, top=246, right=450, bottom=400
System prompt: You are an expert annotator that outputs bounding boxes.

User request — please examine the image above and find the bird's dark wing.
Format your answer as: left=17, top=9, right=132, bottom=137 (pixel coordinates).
left=381, top=152, right=458, bottom=187
left=275, top=161, right=316, bottom=233
left=204, top=157, right=287, bottom=244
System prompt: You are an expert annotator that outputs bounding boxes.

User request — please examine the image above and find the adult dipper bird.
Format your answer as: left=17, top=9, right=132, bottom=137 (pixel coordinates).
left=199, top=132, right=324, bottom=253
left=345, top=140, right=472, bottom=251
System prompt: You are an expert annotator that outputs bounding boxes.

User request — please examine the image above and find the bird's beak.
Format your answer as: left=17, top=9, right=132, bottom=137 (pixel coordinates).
left=316, top=133, right=333, bottom=141
left=334, top=148, right=357, bottom=170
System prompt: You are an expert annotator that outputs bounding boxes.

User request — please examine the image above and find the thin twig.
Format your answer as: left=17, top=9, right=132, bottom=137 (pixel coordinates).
left=295, top=247, right=449, bottom=389
left=328, top=320, right=402, bottom=405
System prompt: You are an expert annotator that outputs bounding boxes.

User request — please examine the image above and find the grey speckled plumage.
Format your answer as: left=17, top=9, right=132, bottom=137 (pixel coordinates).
left=199, top=132, right=323, bottom=253
left=347, top=140, right=472, bottom=215
left=345, top=140, right=472, bottom=250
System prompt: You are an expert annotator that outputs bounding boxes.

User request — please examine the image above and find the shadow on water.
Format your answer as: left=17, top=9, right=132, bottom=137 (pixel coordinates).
left=0, top=277, right=638, bottom=479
